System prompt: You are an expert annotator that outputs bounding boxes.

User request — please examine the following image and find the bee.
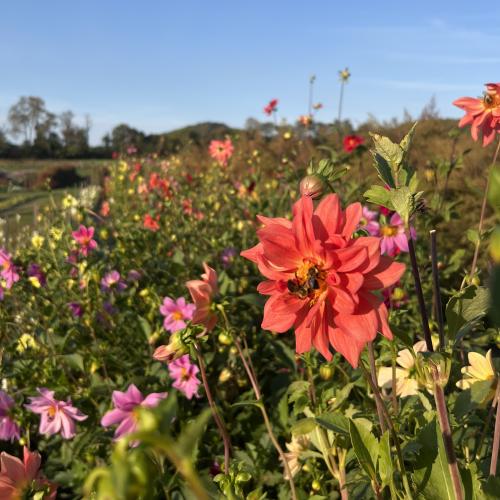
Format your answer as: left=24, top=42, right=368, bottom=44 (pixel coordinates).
left=287, top=267, right=321, bottom=299
left=484, top=93, right=494, bottom=106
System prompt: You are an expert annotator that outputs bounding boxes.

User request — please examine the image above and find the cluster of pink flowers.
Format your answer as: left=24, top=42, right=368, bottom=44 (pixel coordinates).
left=208, top=139, right=234, bottom=166
left=71, top=225, right=97, bottom=256
left=0, top=249, right=19, bottom=299
left=358, top=207, right=416, bottom=257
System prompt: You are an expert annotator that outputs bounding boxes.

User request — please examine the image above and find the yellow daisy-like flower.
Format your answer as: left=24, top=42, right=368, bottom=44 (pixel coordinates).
left=28, top=276, right=41, bottom=288
left=378, top=341, right=428, bottom=398
left=31, top=232, right=45, bottom=249
left=49, top=227, right=63, bottom=241
left=16, top=334, right=38, bottom=353
left=62, top=194, right=78, bottom=209
left=457, top=350, right=497, bottom=403
left=283, top=434, right=310, bottom=479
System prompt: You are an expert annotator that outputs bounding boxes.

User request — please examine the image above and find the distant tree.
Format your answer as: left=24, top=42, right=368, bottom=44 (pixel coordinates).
left=8, top=96, right=49, bottom=144
left=59, top=111, right=89, bottom=157
left=420, top=95, right=440, bottom=120
left=245, top=118, right=260, bottom=131
left=33, top=112, right=61, bottom=157
left=111, top=124, right=144, bottom=152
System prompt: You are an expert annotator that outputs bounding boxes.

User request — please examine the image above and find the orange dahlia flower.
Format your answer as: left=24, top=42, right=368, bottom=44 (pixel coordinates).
left=453, top=83, right=500, bottom=147
left=241, top=195, right=405, bottom=367
left=186, top=263, right=218, bottom=331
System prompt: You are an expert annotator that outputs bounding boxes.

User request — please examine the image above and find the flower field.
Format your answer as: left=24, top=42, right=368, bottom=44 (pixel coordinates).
left=0, top=84, right=500, bottom=500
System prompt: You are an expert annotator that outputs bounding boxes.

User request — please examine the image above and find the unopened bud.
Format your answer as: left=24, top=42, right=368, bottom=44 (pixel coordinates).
left=218, top=368, right=232, bottom=383
left=319, top=364, right=334, bottom=380
left=299, top=175, right=324, bottom=199
left=152, top=332, right=187, bottom=363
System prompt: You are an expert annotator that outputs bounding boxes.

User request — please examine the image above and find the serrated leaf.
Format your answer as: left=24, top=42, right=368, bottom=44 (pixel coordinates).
left=371, top=133, right=404, bottom=170
left=400, top=122, right=418, bottom=154
left=371, top=153, right=396, bottom=188
left=446, top=286, right=490, bottom=341
left=363, top=185, right=394, bottom=209
left=390, top=186, right=414, bottom=225
left=349, top=419, right=378, bottom=481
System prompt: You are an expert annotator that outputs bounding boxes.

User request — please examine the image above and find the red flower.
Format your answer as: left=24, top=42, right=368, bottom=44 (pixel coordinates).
left=241, top=195, right=405, bottom=367
left=100, top=201, right=110, bottom=217
left=143, top=214, right=160, bottom=232
left=264, top=99, right=279, bottom=115
left=343, top=135, right=364, bottom=153
left=453, top=83, right=500, bottom=147
left=208, top=139, right=234, bottom=166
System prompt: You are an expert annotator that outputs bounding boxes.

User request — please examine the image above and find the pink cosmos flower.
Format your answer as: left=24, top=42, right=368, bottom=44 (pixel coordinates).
left=241, top=194, right=405, bottom=367
left=168, top=355, right=201, bottom=400
left=71, top=225, right=97, bottom=256
left=358, top=207, right=380, bottom=236
left=453, top=83, right=500, bottom=147
left=0, top=249, right=19, bottom=289
left=160, top=297, right=195, bottom=333
left=264, top=99, right=278, bottom=115
left=25, top=388, right=87, bottom=439
left=0, top=447, right=57, bottom=500
left=208, top=139, right=234, bottom=166
left=298, top=115, right=312, bottom=127
left=186, top=263, right=218, bottom=331
left=379, top=213, right=416, bottom=257
left=101, top=384, right=167, bottom=442
left=0, top=391, right=20, bottom=442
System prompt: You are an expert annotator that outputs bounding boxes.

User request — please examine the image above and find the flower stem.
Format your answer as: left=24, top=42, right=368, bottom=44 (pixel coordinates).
left=489, top=383, right=500, bottom=476
left=368, top=343, right=387, bottom=433
left=194, top=344, right=232, bottom=474
left=361, top=363, right=413, bottom=499
left=430, top=230, right=445, bottom=350
left=432, top=366, right=463, bottom=499
left=468, top=138, right=500, bottom=284
left=407, top=234, right=434, bottom=352
left=233, top=337, right=298, bottom=500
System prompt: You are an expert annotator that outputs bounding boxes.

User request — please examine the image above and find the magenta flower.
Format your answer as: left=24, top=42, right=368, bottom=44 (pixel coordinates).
left=168, top=355, right=201, bottom=400
left=0, top=391, right=20, bottom=442
left=379, top=213, right=416, bottom=256
left=159, top=297, right=195, bottom=333
left=358, top=207, right=380, bottom=236
left=101, top=384, right=167, bottom=442
left=27, top=264, right=46, bottom=287
left=221, top=247, right=237, bottom=268
left=101, top=270, right=127, bottom=292
left=25, top=388, right=87, bottom=439
left=0, top=249, right=19, bottom=289
left=71, top=225, right=97, bottom=256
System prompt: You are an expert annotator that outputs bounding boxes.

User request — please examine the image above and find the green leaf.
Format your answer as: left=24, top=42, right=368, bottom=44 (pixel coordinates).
left=400, top=122, right=418, bottom=154
left=390, top=186, right=414, bottom=225
left=349, top=419, right=378, bottom=481
left=176, top=409, right=212, bottom=459
left=371, top=133, right=404, bottom=170
left=137, top=316, right=152, bottom=340
left=363, top=185, right=394, bottom=209
left=378, top=431, right=393, bottom=487
left=63, top=353, right=84, bottom=372
left=291, top=417, right=316, bottom=436
left=414, top=419, right=464, bottom=500
left=446, top=286, right=490, bottom=341
left=488, top=168, right=500, bottom=214
left=315, top=413, right=350, bottom=435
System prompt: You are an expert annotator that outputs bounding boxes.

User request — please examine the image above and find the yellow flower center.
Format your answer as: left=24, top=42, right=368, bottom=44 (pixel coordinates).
left=172, top=311, right=183, bottom=321
left=48, top=405, right=57, bottom=418
left=288, top=260, right=326, bottom=304
left=181, top=367, right=190, bottom=381
left=381, top=225, right=398, bottom=237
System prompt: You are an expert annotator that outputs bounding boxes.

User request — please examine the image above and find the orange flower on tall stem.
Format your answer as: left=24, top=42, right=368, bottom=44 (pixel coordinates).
left=186, top=263, right=218, bottom=331
left=241, top=195, right=405, bottom=367
left=453, top=83, right=500, bottom=147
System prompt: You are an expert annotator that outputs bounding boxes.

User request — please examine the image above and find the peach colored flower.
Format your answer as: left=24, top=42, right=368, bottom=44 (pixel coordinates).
left=453, top=83, right=500, bottom=147
left=208, top=139, right=234, bottom=166
left=0, top=447, right=57, bottom=499
left=241, top=195, right=405, bottom=367
left=186, top=263, right=218, bottom=331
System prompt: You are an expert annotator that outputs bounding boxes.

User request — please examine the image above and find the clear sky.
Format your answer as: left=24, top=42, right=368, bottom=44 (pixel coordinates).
left=1, top=1, right=499, bottom=144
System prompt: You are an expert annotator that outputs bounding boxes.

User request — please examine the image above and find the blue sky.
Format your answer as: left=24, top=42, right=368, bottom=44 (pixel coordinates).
left=1, top=1, right=499, bottom=144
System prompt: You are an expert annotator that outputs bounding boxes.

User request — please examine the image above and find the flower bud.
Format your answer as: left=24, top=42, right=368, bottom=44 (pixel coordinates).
left=299, top=175, right=324, bottom=199
left=153, top=332, right=187, bottom=363
left=218, top=368, right=232, bottom=383
left=319, top=364, right=334, bottom=380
